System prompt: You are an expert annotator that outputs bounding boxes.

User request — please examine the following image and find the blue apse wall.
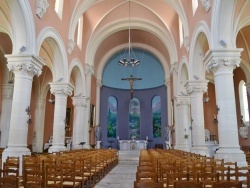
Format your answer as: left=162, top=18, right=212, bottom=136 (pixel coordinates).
left=100, top=48, right=168, bottom=149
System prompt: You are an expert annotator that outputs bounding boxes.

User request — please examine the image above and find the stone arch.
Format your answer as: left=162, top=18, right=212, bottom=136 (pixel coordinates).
left=177, top=57, right=189, bottom=95
left=87, top=19, right=177, bottom=68
left=240, top=59, right=250, bottom=84
left=68, top=58, right=86, bottom=97
left=36, top=27, right=68, bottom=82
left=211, top=0, right=237, bottom=48
left=5, top=0, right=36, bottom=54
left=189, top=21, right=211, bottom=80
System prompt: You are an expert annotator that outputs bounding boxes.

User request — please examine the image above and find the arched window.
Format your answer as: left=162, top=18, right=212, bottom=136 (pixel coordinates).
left=239, top=80, right=249, bottom=125
left=129, top=98, right=140, bottom=139
left=152, top=96, right=161, bottom=138
left=55, top=0, right=64, bottom=20
left=192, top=0, right=198, bottom=16
left=179, top=17, right=184, bottom=47
left=107, top=96, right=117, bottom=138
left=77, top=16, right=83, bottom=49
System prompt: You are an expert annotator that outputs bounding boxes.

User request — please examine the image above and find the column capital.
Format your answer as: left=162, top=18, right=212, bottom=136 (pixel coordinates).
left=68, top=39, right=75, bottom=54
left=1, top=84, right=14, bottom=99
left=96, top=79, right=103, bottom=87
left=170, top=61, right=178, bottom=75
left=165, top=78, right=171, bottom=87
left=72, top=96, right=88, bottom=109
left=85, top=64, right=95, bottom=76
left=36, top=0, right=49, bottom=19
left=49, top=82, right=74, bottom=97
left=185, top=80, right=208, bottom=96
left=34, top=98, right=46, bottom=109
left=175, top=96, right=190, bottom=107
left=204, top=49, right=242, bottom=74
left=5, top=55, right=45, bottom=78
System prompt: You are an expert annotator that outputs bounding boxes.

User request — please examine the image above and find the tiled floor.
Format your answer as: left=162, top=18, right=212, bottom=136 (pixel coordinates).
left=94, top=151, right=140, bottom=188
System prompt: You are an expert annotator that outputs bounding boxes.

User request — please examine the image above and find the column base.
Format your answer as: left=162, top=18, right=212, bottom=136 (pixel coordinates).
left=174, top=144, right=190, bottom=152
left=96, top=141, right=101, bottom=149
left=72, top=145, right=83, bottom=150
left=215, top=148, right=247, bottom=166
left=83, top=143, right=90, bottom=149
left=48, top=145, right=66, bottom=153
left=2, top=147, right=31, bottom=175
left=191, top=146, right=210, bottom=157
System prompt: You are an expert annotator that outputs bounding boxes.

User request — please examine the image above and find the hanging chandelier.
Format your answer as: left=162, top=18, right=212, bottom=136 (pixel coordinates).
left=118, top=0, right=140, bottom=67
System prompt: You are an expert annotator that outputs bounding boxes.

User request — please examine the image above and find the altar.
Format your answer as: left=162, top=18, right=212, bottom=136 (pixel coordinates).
left=118, top=140, right=147, bottom=151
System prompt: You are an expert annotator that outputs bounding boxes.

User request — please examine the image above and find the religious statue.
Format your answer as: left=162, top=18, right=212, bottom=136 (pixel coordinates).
left=241, top=115, right=246, bottom=127
left=95, top=124, right=101, bottom=141
left=121, top=75, right=142, bottom=99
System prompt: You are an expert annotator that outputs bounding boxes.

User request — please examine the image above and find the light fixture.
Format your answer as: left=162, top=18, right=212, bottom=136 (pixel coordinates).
left=118, top=0, right=140, bottom=67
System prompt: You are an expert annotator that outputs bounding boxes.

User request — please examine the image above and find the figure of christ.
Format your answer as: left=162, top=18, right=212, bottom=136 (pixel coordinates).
left=121, top=75, right=142, bottom=99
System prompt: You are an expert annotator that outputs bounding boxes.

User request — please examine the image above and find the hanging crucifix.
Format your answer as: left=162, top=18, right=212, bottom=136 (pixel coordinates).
left=121, top=74, right=142, bottom=99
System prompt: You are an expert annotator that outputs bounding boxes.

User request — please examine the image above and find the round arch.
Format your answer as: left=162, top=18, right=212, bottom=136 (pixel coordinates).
left=36, top=27, right=69, bottom=82
left=189, top=21, right=211, bottom=80
left=68, top=58, right=86, bottom=97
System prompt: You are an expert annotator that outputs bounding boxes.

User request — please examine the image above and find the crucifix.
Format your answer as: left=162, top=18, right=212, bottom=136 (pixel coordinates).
left=121, top=75, right=142, bottom=99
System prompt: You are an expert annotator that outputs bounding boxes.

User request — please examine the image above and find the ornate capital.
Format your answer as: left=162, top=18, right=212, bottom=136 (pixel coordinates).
left=72, top=96, right=87, bottom=109
left=50, top=83, right=74, bottom=97
left=170, top=62, right=178, bottom=75
left=96, top=79, right=103, bottom=87
left=6, top=55, right=45, bottom=78
left=34, top=98, right=46, bottom=109
left=165, top=78, right=170, bottom=87
left=200, top=0, right=210, bottom=12
left=184, top=36, right=190, bottom=52
left=1, top=84, right=14, bottom=99
left=175, top=96, right=190, bottom=107
left=185, top=80, right=208, bottom=96
left=68, top=39, right=75, bottom=54
left=36, top=0, right=49, bottom=19
left=85, top=64, right=95, bottom=76
left=204, top=49, right=242, bottom=74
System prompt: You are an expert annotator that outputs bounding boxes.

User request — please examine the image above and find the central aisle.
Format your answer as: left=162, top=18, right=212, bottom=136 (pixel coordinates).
left=94, top=150, right=140, bottom=188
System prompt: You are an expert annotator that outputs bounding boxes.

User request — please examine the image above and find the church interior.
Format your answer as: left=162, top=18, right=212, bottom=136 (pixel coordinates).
left=1, top=0, right=250, bottom=187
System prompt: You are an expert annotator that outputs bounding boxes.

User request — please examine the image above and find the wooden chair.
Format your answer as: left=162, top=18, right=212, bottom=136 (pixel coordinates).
left=212, top=181, right=242, bottom=188
left=0, top=168, right=20, bottom=188
left=134, top=180, right=163, bottom=188
left=136, top=172, right=158, bottom=182
left=165, top=172, right=190, bottom=188
left=173, top=181, right=203, bottom=188
left=23, top=169, right=43, bottom=188
left=44, top=164, right=63, bottom=188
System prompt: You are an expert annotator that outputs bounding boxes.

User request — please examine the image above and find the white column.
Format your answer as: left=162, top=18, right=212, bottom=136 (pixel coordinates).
left=32, top=98, right=46, bottom=153
left=165, top=78, right=172, bottom=147
left=170, top=62, right=178, bottom=148
left=95, top=79, right=102, bottom=126
left=0, top=84, right=14, bottom=148
left=2, top=55, right=44, bottom=173
left=48, top=83, right=73, bottom=153
left=72, top=96, right=87, bottom=149
left=186, top=80, right=209, bottom=156
left=204, top=49, right=246, bottom=164
left=83, top=64, right=94, bottom=149
left=175, top=96, right=191, bottom=152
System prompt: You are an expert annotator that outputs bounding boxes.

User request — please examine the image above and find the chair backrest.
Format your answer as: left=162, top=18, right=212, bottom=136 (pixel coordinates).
left=134, top=180, right=163, bottom=188
left=212, top=181, right=242, bottom=188
left=174, top=181, right=203, bottom=188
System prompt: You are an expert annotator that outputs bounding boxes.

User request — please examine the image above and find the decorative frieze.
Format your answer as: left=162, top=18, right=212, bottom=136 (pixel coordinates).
left=36, top=0, right=49, bottom=19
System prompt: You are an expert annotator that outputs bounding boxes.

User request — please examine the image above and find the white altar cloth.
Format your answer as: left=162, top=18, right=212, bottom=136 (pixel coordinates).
left=119, top=140, right=147, bottom=151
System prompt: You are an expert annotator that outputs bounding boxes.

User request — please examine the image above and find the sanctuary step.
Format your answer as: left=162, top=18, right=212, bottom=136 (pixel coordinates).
left=94, top=151, right=140, bottom=188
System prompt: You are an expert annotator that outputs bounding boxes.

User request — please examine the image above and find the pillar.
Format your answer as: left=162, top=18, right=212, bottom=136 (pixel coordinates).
left=83, top=64, right=94, bottom=149
left=186, top=80, right=209, bottom=156
left=48, top=83, right=73, bottom=153
left=204, top=49, right=246, bottom=164
left=175, top=96, right=191, bottom=152
left=71, top=96, right=87, bottom=149
left=2, top=55, right=44, bottom=173
left=0, top=84, right=14, bottom=148
left=165, top=78, right=172, bottom=148
left=32, top=98, right=46, bottom=153
left=95, top=79, right=102, bottom=127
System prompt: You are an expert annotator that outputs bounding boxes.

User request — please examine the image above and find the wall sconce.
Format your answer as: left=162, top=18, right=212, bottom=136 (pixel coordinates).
left=26, top=106, right=32, bottom=125
left=213, top=114, right=218, bottom=124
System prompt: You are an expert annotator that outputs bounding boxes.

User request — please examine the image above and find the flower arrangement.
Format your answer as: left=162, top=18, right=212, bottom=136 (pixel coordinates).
left=131, top=136, right=136, bottom=140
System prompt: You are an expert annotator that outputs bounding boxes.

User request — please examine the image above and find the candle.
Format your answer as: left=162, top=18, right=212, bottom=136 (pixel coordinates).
left=117, top=136, right=119, bottom=140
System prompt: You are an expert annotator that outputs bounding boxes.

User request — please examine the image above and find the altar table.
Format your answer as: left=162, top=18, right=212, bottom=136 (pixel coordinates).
left=118, top=140, right=147, bottom=151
